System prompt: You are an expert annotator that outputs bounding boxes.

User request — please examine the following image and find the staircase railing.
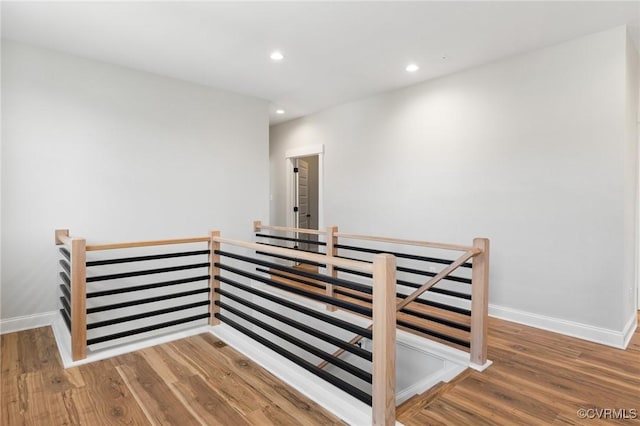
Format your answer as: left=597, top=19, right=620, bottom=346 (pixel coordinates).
left=252, top=221, right=490, bottom=368
left=54, top=229, right=214, bottom=361
left=210, top=233, right=397, bottom=424
left=54, top=223, right=488, bottom=426
left=54, top=227, right=398, bottom=424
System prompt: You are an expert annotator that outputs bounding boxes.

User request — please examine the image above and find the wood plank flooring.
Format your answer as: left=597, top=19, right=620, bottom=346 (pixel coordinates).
left=1, top=329, right=345, bottom=425
left=2, top=313, right=638, bottom=425
left=397, top=312, right=640, bottom=425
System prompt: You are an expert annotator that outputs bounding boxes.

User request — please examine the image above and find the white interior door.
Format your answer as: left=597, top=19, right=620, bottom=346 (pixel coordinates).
left=285, top=144, right=325, bottom=234
left=296, top=158, right=311, bottom=251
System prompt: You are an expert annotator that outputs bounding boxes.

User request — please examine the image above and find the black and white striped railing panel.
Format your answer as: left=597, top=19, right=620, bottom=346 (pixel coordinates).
left=254, top=229, right=473, bottom=350
left=58, top=247, right=72, bottom=331
left=214, top=248, right=375, bottom=405
left=83, top=245, right=211, bottom=348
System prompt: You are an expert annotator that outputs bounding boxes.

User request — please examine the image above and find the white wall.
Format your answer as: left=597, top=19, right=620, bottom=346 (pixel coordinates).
left=1, top=40, right=269, bottom=321
left=625, top=30, right=639, bottom=323
left=270, top=26, right=637, bottom=338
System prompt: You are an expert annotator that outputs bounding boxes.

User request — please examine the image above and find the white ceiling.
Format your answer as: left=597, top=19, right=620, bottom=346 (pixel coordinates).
left=2, top=1, right=639, bottom=125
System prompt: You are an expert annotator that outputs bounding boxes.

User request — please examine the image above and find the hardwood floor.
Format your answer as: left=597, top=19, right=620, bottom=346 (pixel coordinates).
left=397, top=313, right=640, bottom=425
left=1, top=328, right=345, bottom=425
left=2, top=313, right=638, bottom=425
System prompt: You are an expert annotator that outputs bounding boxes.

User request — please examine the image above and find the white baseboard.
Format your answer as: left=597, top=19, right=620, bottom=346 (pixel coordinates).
left=622, top=313, right=638, bottom=348
left=51, top=311, right=211, bottom=369
left=0, top=311, right=57, bottom=334
left=51, top=314, right=73, bottom=363
left=489, top=304, right=637, bottom=349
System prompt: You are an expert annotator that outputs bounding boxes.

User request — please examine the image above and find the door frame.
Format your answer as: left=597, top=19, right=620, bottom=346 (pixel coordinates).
left=285, top=145, right=324, bottom=234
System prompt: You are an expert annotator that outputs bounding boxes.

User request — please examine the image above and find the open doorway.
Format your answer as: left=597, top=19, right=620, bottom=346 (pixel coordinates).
left=293, top=156, right=319, bottom=251
left=286, top=145, right=324, bottom=253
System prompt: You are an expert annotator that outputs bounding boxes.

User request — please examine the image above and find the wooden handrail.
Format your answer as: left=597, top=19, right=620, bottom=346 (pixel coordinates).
left=253, top=221, right=473, bottom=251
left=85, top=236, right=210, bottom=251
left=212, top=236, right=373, bottom=274
left=334, top=232, right=473, bottom=252
left=254, top=220, right=327, bottom=236
left=55, top=229, right=72, bottom=247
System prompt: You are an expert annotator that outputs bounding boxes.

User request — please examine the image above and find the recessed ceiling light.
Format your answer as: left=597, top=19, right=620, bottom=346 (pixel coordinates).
left=270, top=51, right=284, bottom=61
left=406, top=63, right=419, bottom=73
left=276, top=109, right=285, bottom=114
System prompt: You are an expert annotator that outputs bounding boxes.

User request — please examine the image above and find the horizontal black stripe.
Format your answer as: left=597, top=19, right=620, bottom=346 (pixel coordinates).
left=59, top=247, right=70, bottom=260
left=59, top=296, right=71, bottom=317
left=217, top=250, right=370, bottom=294
left=256, top=242, right=326, bottom=256
left=60, top=271, right=70, bottom=286
left=217, top=289, right=371, bottom=361
left=335, top=243, right=472, bottom=268
left=60, top=283, right=71, bottom=301
left=397, top=319, right=470, bottom=348
left=218, top=277, right=372, bottom=339
left=87, top=313, right=210, bottom=346
left=86, top=250, right=210, bottom=267
left=59, top=259, right=70, bottom=274
left=334, top=263, right=471, bottom=285
left=87, top=275, right=210, bottom=298
left=218, top=301, right=372, bottom=383
left=215, top=267, right=372, bottom=317
left=87, top=300, right=210, bottom=329
left=217, top=313, right=372, bottom=405
left=256, top=267, right=325, bottom=290
left=255, top=233, right=326, bottom=246
left=87, top=288, right=209, bottom=313
left=332, top=289, right=470, bottom=331
left=60, top=309, right=71, bottom=332
left=87, top=263, right=210, bottom=282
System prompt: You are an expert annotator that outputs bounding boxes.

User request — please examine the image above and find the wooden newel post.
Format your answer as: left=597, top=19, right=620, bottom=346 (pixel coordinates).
left=325, top=226, right=338, bottom=312
left=209, top=230, right=221, bottom=326
left=70, top=237, right=87, bottom=361
left=470, top=237, right=490, bottom=367
left=372, top=253, right=396, bottom=426
left=54, top=229, right=69, bottom=245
